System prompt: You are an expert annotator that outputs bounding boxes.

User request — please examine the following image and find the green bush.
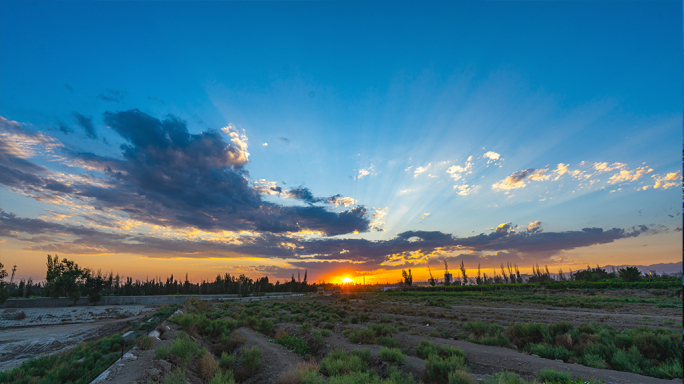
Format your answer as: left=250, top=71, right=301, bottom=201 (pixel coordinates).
left=463, top=321, right=488, bottom=337
left=170, top=332, right=200, bottom=364
left=351, top=349, right=372, bottom=364
left=369, top=323, right=398, bottom=336
left=238, top=345, right=263, bottom=375
left=537, top=368, right=571, bottom=383
left=527, top=343, right=573, bottom=362
left=219, top=352, right=236, bottom=371
left=415, top=340, right=466, bottom=360
left=319, top=347, right=369, bottom=376
left=155, top=346, right=170, bottom=360
left=272, top=335, right=310, bottom=356
left=379, top=335, right=400, bottom=348
left=484, top=372, right=530, bottom=384
left=505, top=323, right=551, bottom=349
left=448, top=370, right=475, bottom=384
left=136, top=335, right=154, bottom=350
left=322, top=329, right=333, bottom=337
left=301, top=322, right=313, bottom=332
left=424, top=354, right=468, bottom=384
left=257, top=318, right=274, bottom=334
left=379, top=347, right=405, bottom=364
left=548, top=322, right=574, bottom=337
left=208, top=369, right=237, bottom=384
left=163, top=368, right=187, bottom=384
left=349, top=328, right=377, bottom=344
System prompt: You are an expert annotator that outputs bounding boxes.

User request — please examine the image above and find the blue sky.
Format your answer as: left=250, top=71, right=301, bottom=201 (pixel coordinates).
left=0, top=1, right=681, bottom=283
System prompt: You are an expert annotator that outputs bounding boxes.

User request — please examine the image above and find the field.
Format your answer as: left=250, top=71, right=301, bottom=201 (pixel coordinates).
left=1, top=288, right=681, bottom=384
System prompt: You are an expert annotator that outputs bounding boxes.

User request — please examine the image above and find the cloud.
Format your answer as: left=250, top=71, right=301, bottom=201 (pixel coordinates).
left=446, top=157, right=473, bottom=182
left=7, top=110, right=370, bottom=236
left=454, top=184, right=478, bottom=196
left=357, top=165, right=373, bottom=179
left=492, top=169, right=535, bottom=191
left=414, top=163, right=431, bottom=177
left=98, top=89, right=128, bottom=103
left=278, top=137, right=290, bottom=144
left=262, top=143, right=268, bottom=146
left=73, top=112, right=97, bottom=139
left=651, top=171, right=681, bottom=190
left=526, top=221, right=541, bottom=231
left=327, top=195, right=356, bottom=208
left=483, top=151, right=501, bottom=164
left=370, top=207, right=388, bottom=231
left=419, top=213, right=431, bottom=221
left=608, top=166, right=653, bottom=184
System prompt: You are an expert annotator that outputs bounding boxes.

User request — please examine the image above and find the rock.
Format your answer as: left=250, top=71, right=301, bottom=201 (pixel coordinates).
left=148, top=368, right=161, bottom=380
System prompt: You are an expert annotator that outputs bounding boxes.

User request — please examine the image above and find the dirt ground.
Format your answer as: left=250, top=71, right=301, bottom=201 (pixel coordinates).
left=94, top=291, right=681, bottom=384
left=0, top=305, right=155, bottom=371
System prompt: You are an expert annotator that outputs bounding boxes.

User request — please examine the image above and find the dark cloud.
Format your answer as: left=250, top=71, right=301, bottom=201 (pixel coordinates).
left=98, top=89, right=127, bottom=103
left=58, top=122, right=72, bottom=134
left=63, top=83, right=73, bottom=92
left=73, top=112, right=97, bottom=139
left=32, top=110, right=369, bottom=236
left=278, top=137, right=290, bottom=144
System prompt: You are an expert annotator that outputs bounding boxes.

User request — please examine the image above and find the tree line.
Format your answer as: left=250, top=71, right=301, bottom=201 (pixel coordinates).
left=0, top=255, right=317, bottom=305
left=400, top=260, right=677, bottom=286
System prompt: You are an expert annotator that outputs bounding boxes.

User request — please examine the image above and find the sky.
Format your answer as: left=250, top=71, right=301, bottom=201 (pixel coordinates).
left=0, top=1, right=681, bottom=285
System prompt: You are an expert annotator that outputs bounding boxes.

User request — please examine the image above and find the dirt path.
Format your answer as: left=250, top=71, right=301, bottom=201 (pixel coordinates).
left=399, top=334, right=677, bottom=384
left=235, top=327, right=306, bottom=383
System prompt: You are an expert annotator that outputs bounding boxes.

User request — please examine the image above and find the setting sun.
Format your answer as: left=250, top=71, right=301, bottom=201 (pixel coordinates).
left=341, top=277, right=354, bottom=283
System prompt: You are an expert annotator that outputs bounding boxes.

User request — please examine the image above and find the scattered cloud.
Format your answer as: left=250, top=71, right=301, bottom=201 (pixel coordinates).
left=419, top=213, right=431, bottom=221
left=651, top=171, right=681, bottom=190
left=454, top=184, right=478, bottom=196
left=608, top=166, right=653, bottom=184
left=73, top=112, right=97, bottom=139
left=98, top=89, right=127, bottom=103
left=262, top=143, right=268, bottom=146
left=357, top=165, right=374, bottom=179
left=446, top=157, right=473, bottom=182
left=370, top=207, right=388, bottom=231
left=414, top=163, right=431, bottom=177
left=526, top=221, right=541, bottom=232
left=483, top=151, right=501, bottom=164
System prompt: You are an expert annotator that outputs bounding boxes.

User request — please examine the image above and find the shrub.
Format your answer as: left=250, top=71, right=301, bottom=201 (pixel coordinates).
left=463, top=321, right=488, bottom=337
left=349, top=328, right=377, bottom=344
left=275, top=361, right=325, bottom=384
left=369, top=323, right=398, bottom=337
left=301, top=322, right=313, bottom=333
left=275, top=328, right=288, bottom=340
left=581, top=353, right=608, bottom=369
left=609, top=346, right=646, bottom=374
left=425, top=354, right=468, bottom=384
left=170, top=332, right=199, bottom=364
left=505, top=323, right=551, bottom=349
left=548, top=322, right=574, bottom=337
left=485, top=372, right=530, bottom=384
left=448, top=370, right=475, bottom=384
left=351, top=349, right=372, bottom=364
left=220, top=352, right=236, bottom=371
left=273, top=335, right=310, bottom=356
left=239, top=345, right=263, bottom=375
left=257, top=318, right=274, bottom=335
left=198, top=352, right=219, bottom=381
left=379, top=347, right=405, bottom=364
left=319, top=347, right=369, bottom=376
left=379, top=335, right=400, bottom=348
left=415, top=340, right=466, bottom=360
left=537, top=368, right=571, bottom=383
left=527, top=343, right=573, bottom=362
left=223, top=332, right=247, bottom=353
left=322, top=329, right=333, bottom=337
left=155, top=346, right=169, bottom=360
left=208, top=369, right=237, bottom=384
left=554, top=333, right=573, bottom=350
left=163, top=368, right=187, bottom=384
left=136, top=335, right=154, bottom=350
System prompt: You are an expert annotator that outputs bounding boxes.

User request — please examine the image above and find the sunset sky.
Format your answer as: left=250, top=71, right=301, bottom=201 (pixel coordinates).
left=0, top=1, right=681, bottom=285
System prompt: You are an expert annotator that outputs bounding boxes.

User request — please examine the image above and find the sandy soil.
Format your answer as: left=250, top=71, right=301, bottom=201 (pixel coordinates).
left=0, top=305, right=154, bottom=371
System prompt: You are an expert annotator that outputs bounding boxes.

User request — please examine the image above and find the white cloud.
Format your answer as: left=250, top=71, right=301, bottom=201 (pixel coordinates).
left=370, top=207, right=388, bottom=231
left=483, top=151, right=502, bottom=164
left=414, top=163, right=431, bottom=177
left=327, top=196, right=356, bottom=207
left=221, top=124, right=250, bottom=164
left=262, top=143, right=268, bottom=146
left=454, top=184, right=478, bottom=196
left=419, top=213, right=431, bottom=221
left=357, top=165, right=374, bottom=179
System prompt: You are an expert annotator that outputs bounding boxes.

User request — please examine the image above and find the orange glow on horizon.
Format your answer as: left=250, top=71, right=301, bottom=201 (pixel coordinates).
left=341, top=277, right=354, bottom=283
